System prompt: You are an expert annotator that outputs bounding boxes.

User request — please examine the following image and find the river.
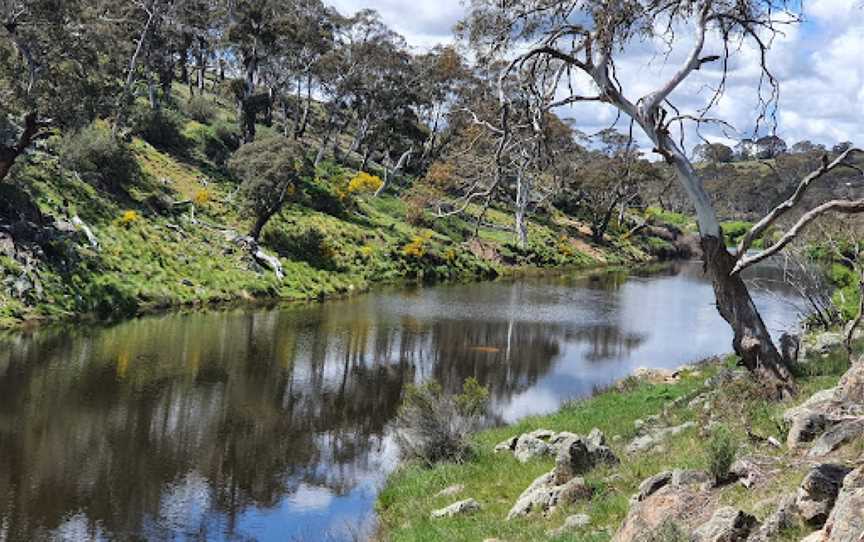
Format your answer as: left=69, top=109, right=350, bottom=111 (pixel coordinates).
left=0, top=261, right=806, bottom=541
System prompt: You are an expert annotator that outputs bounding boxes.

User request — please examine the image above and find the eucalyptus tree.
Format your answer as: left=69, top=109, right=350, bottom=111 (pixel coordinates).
left=313, top=9, right=415, bottom=166
left=0, top=0, right=112, bottom=181
left=460, top=0, right=864, bottom=396
left=225, top=0, right=294, bottom=143
left=414, top=46, right=472, bottom=168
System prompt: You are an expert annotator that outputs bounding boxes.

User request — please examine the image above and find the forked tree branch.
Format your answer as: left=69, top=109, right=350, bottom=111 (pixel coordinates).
left=732, top=198, right=864, bottom=274
left=736, top=147, right=864, bottom=257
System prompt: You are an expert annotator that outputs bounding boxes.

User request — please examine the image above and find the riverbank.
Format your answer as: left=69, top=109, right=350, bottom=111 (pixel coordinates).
left=0, top=124, right=691, bottom=331
left=376, top=335, right=863, bottom=541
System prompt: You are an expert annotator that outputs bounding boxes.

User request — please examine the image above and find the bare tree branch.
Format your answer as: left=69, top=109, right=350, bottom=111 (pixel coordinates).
left=733, top=198, right=864, bottom=274
left=736, top=147, right=864, bottom=257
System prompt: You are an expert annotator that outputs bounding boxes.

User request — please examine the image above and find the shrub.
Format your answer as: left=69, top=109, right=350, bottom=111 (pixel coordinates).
left=229, top=137, right=312, bottom=239
left=183, top=122, right=231, bottom=165
left=706, top=424, right=737, bottom=483
left=60, top=121, right=140, bottom=189
left=403, top=231, right=433, bottom=259
left=347, top=171, right=384, bottom=195
left=404, top=188, right=434, bottom=226
left=394, top=378, right=490, bottom=465
left=263, top=226, right=338, bottom=270
left=118, top=209, right=140, bottom=227
left=182, top=96, right=216, bottom=123
left=129, top=106, right=188, bottom=151
left=193, top=189, right=212, bottom=206
left=212, top=120, right=241, bottom=151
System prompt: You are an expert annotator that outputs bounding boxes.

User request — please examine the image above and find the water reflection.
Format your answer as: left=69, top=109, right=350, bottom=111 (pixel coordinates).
left=0, top=261, right=804, bottom=541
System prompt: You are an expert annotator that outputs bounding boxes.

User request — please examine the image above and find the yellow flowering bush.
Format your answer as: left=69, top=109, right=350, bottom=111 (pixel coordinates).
left=347, top=171, right=384, bottom=195
left=193, top=188, right=212, bottom=205
left=119, top=210, right=140, bottom=227
left=403, top=231, right=433, bottom=258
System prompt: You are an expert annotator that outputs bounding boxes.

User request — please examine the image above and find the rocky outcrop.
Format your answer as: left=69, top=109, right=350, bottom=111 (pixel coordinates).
left=505, top=429, right=615, bottom=520
left=807, top=419, right=864, bottom=458
left=553, top=434, right=618, bottom=484
left=430, top=498, right=481, bottom=519
left=816, top=466, right=864, bottom=541
left=513, top=434, right=551, bottom=463
left=690, top=507, right=758, bottom=542
left=505, top=473, right=593, bottom=520
left=613, top=469, right=714, bottom=542
left=625, top=421, right=696, bottom=454
left=796, top=464, right=853, bottom=525
left=783, top=359, right=864, bottom=455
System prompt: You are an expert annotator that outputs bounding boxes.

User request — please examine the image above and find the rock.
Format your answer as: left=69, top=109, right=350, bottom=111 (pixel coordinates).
left=671, top=469, right=710, bottom=488
left=625, top=422, right=696, bottom=454
left=690, top=507, right=759, bottom=542
left=750, top=495, right=799, bottom=542
left=553, top=436, right=618, bottom=484
left=494, top=436, right=518, bottom=453
left=612, top=484, right=711, bottom=542
left=557, top=476, right=594, bottom=505
left=528, top=428, right=556, bottom=440
left=430, top=498, right=481, bottom=519
left=786, top=410, right=830, bottom=449
left=807, top=332, right=844, bottom=356
left=730, top=458, right=763, bottom=488
left=513, top=434, right=551, bottom=463
left=835, top=359, right=864, bottom=405
left=547, top=513, right=591, bottom=537
left=807, top=419, right=864, bottom=457
left=506, top=472, right=556, bottom=520
left=434, top=484, right=465, bottom=499
left=796, top=464, right=853, bottom=526
left=820, top=466, right=864, bottom=542
left=767, top=436, right=782, bottom=448
left=507, top=473, right=593, bottom=520
left=587, top=427, right=606, bottom=447
left=633, top=367, right=680, bottom=383
left=625, top=434, right=656, bottom=454
left=633, top=419, right=645, bottom=432
left=634, top=471, right=672, bottom=502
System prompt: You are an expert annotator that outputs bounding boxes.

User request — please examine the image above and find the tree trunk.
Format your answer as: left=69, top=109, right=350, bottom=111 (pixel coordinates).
left=239, top=51, right=258, bottom=144
left=249, top=213, right=269, bottom=242
left=113, top=6, right=157, bottom=138
left=0, top=112, right=40, bottom=183
left=514, top=169, right=530, bottom=248
left=701, top=236, right=795, bottom=398
left=647, top=128, right=796, bottom=397
left=179, top=34, right=191, bottom=83
left=295, top=74, right=312, bottom=139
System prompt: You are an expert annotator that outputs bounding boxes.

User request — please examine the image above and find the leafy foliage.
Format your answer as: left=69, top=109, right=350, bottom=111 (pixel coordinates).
left=60, top=121, right=140, bottom=189
left=229, top=136, right=312, bottom=239
left=394, top=378, right=490, bottom=465
left=706, top=424, right=737, bottom=484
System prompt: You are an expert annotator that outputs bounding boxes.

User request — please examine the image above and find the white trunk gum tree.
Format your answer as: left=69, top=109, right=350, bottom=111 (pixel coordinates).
left=471, top=0, right=825, bottom=397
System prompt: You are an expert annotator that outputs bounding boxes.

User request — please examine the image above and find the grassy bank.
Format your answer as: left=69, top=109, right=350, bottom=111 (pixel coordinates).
left=0, top=85, right=674, bottom=330
left=376, top=343, right=860, bottom=541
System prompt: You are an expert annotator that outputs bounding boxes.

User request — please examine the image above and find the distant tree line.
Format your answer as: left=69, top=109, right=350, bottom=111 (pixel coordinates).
left=694, top=137, right=855, bottom=163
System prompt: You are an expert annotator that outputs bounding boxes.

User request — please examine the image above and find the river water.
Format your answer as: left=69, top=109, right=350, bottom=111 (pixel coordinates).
left=0, top=261, right=805, bottom=541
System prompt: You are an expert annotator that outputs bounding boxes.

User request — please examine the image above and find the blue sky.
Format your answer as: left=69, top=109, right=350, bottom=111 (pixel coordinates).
left=327, top=0, right=863, bottom=153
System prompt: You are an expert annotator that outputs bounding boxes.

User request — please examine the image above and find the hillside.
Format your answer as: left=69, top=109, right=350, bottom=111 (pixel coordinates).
left=0, top=84, right=681, bottom=329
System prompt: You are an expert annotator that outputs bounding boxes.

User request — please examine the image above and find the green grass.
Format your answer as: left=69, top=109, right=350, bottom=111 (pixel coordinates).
left=376, top=346, right=858, bottom=542
left=0, top=89, right=671, bottom=329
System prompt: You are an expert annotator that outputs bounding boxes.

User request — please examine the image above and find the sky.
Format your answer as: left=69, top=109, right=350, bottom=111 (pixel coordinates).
left=327, top=0, right=863, bottom=154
